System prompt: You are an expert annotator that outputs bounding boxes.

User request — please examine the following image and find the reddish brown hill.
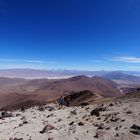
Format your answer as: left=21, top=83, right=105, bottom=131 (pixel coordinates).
left=91, top=76, right=120, bottom=97
left=34, top=76, right=120, bottom=98
left=0, top=76, right=121, bottom=110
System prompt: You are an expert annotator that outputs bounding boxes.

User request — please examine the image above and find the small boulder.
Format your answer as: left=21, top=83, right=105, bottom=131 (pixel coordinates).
left=40, top=124, right=55, bottom=134
left=38, top=106, right=45, bottom=111
left=110, top=114, right=120, bottom=122
left=126, top=111, right=132, bottom=114
left=21, top=107, right=25, bottom=112
left=91, top=107, right=106, bottom=117
left=109, top=103, right=114, bottom=107
left=70, top=110, right=77, bottom=115
left=130, top=124, right=140, bottom=135
left=81, top=102, right=89, bottom=106
left=69, top=121, right=74, bottom=126
left=98, top=123, right=106, bottom=129
left=1, top=111, right=13, bottom=118
left=48, top=138, right=53, bottom=140
left=78, top=122, right=84, bottom=126
left=115, top=133, right=119, bottom=137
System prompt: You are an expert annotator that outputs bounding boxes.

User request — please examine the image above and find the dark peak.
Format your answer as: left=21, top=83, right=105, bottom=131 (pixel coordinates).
left=68, top=75, right=90, bottom=81
left=106, top=71, right=128, bottom=76
left=91, top=76, right=110, bottom=81
left=104, top=71, right=140, bottom=79
left=103, top=71, right=129, bottom=79
left=92, top=76, right=102, bottom=79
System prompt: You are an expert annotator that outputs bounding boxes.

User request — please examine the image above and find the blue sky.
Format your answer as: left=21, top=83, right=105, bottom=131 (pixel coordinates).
left=0, top=0, right=140, bottom=71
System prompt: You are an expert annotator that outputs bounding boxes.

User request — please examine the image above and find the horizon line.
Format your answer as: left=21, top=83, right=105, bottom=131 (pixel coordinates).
left=0, top=68, right=139, bottom=72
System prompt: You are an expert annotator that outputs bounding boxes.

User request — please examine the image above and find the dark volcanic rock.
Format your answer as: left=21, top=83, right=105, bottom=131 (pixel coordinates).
left=126, top=111, right=132, bottom=114
left=48, top=138, right=53, bottom=140
left=21, top=107, right=25, bottom=112
left=69, top=121, right=75, bottom=126
left=98, top=123, right=106, bottom=129
left=78, top=122, right=84, bottom=126
left=110, top=114, right=120, bottom=122
left=91, top=109, right=100, bottom=117
left=9, top=138, right=23, bottom=140
left=81, top=102, right=89, bottom=106
left=21, top=116, right=28, bottom=124
left=0, top=111, right=13, bottom=119
left=109, top=103, right=114, bottom=107
left=90, top=107, right=106, bottom=117
left=70, top=110, right=77, bottom=115
left=38, top=106, right=45, bottom=111
left=131, top=124, right=140, bottom=130
left=19, top=123, right=23, bottom=127
left=23, top=120, right=28, bottom=124
left=46, top=106, right=55, bottom=112
left=40, top=124, right=55, bottom=134
left=130, top=124, right=140, bottom=135
left=115, top=133, right=119, bottom=137
left=94, top=133, right=99, bottom=138
left=104, top=112, right=120, bottom=123
left=47, top=114, right=53, bottom=118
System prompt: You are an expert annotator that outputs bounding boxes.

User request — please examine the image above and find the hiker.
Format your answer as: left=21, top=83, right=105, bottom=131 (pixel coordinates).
left=58, top=96, right=64, bottom=107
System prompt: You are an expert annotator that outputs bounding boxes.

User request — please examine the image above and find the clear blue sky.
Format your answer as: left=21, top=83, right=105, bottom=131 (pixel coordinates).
left=0, top=0, right=140, bottom=71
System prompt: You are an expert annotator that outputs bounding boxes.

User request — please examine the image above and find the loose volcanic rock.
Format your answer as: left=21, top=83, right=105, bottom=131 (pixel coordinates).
left=69, top=121, right=75, bottom=126
left=0, top=111, right=13, bottom=119
left=21, top=107, right=25, bottom=112
left=40, top=124, right=56, bottom=134
left=47, top=114, right=54, bottom=118
left=21, top=116, right=28, bottom=124
left=115, top=133, right=119, bottom=137
left=70, top=110, right=77, bottom=115
left=110, top=114, right=120, bottom=122
left=9, top=138, right=23, bottom=140
left=78, top=122, right=84, bottom=126
left=109, top=103, right=114, bottom=107
left=90, top=106, right=106, bottom=117
left=98, top=123, right=106, bottom=130
left=46, top=106, right=55, bottom=112
left=91, top=109, right=100, bottom=117
left=48, top=138, right=54, bottom=140
left=130, top=124, right=140, bottom=135
left=126, top=111, right=133, bottom=114
left=38, top=106, right=45, bottom=111
left=80, top=102, right=89, bottom=106
left=94, top=132, right=99, bottom=138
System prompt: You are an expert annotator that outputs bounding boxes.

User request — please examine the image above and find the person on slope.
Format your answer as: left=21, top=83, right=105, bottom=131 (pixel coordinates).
left=58, top=96, right=64, bottom=107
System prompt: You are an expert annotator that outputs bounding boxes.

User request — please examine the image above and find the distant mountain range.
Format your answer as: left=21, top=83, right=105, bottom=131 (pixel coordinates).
left=0, top=68, right=140, bottom=79
left=0, top=69, right=107, bottom=79
left=0, top=69, right=140, bottom=85
left=102, top=72, right=140, bottom=84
